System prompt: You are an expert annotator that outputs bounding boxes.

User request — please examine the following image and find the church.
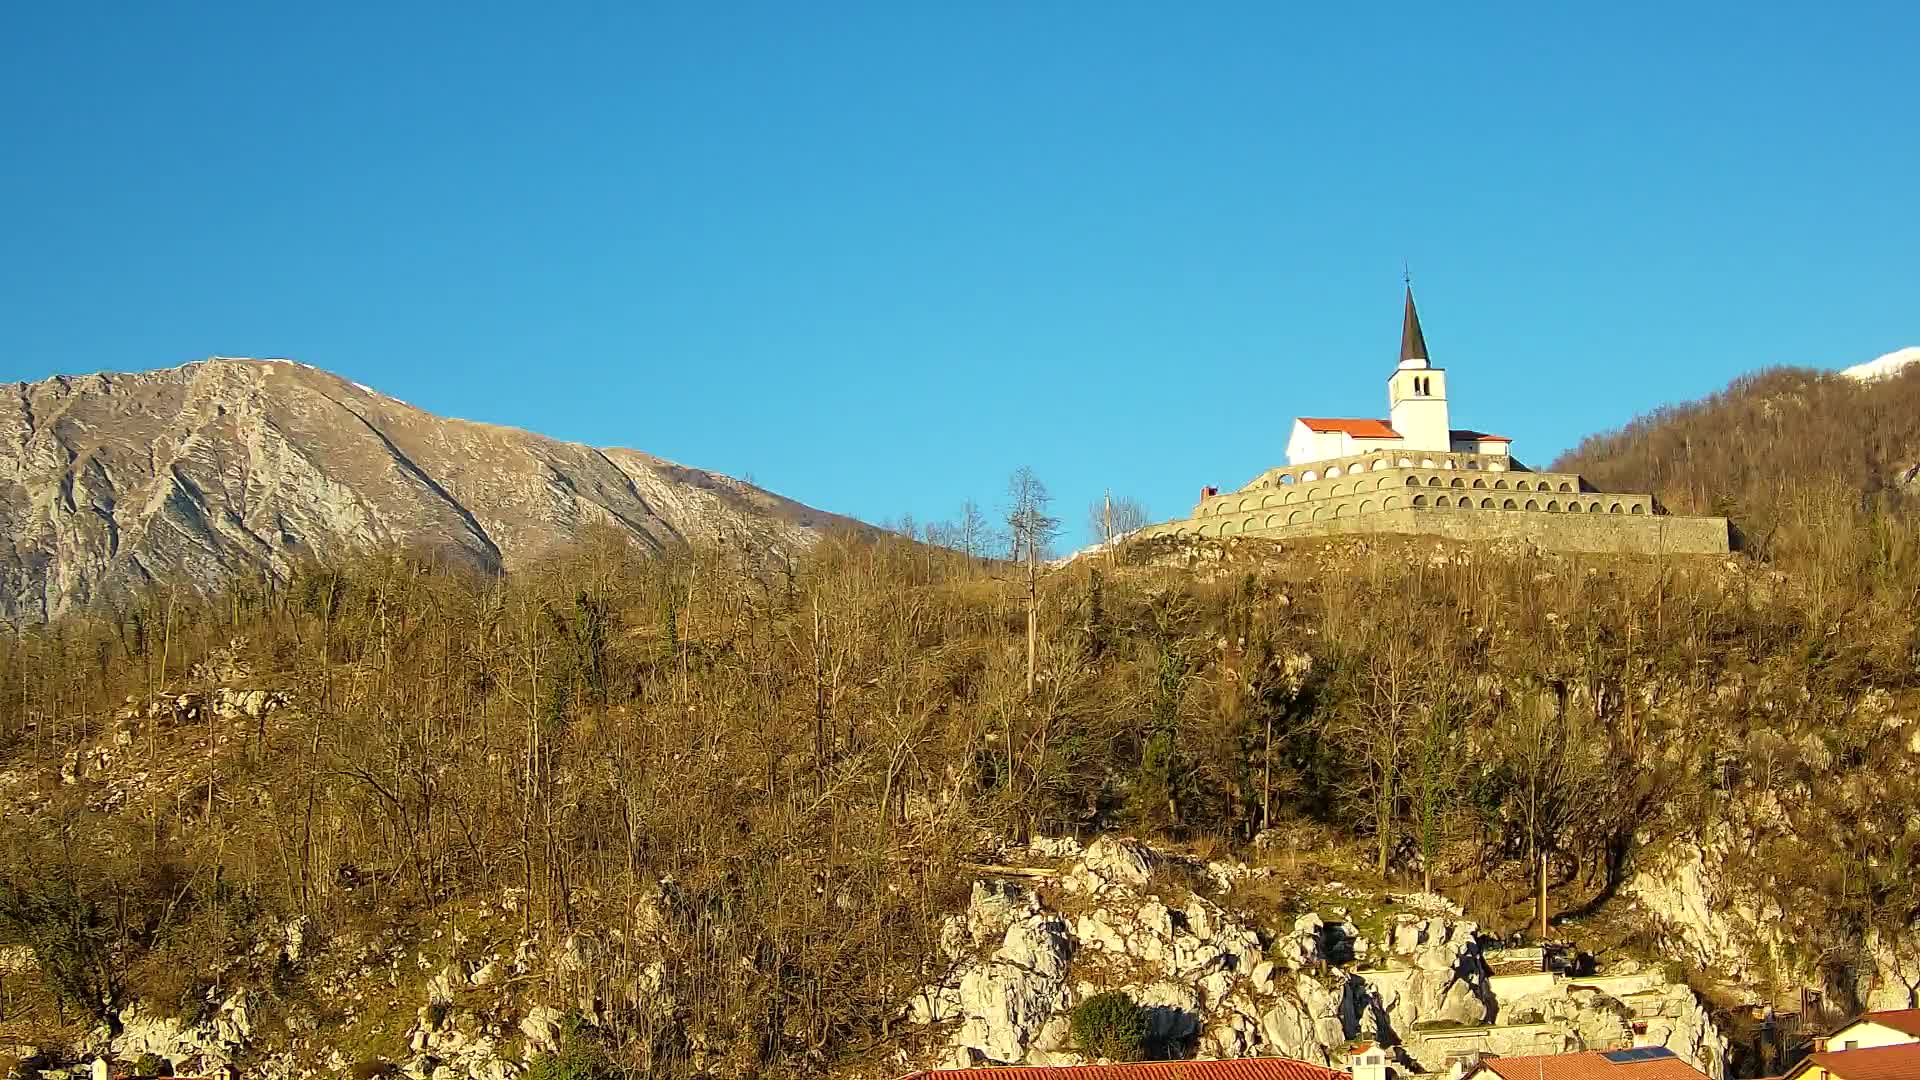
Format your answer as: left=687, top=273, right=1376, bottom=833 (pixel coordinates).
left=1285, top=289, right=1511, bottom=467
left=1131, top=288, right=1731, bottom=555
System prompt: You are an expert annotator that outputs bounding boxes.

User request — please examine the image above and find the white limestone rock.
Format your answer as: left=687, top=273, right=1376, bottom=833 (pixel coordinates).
left=1135, top=982, right=1203, bottom=1041
left=1074, top=911, right=1129, bottom=955
left=1199, top=1009, right=1261, bottom=1059
left=518, top=1005, right=566, bottom=1056
left=0, top=945, right=36, bottom=975
left=1254, top=973, right=1363, bottom=1065
left=1269, top=912, right=1326, bottom=970
left=1028, top=836, right=1084, bottom=860
left=905, top=839, right=1729, bottom=1076
left=280, top=916, right=312, bottom=966
left=997, top=915, right=1073, bottom=980
left=953, top=959, right=1067, bottom=1063
left=110, top=990, right=256, bottom=1070
left=1062, top=837, right=1154, bottom=895
left=949, top=880, right=1043, bottom=958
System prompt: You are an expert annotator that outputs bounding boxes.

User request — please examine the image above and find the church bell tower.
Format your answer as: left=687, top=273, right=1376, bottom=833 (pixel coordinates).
left=1387, top=285, right=1451, bottom=452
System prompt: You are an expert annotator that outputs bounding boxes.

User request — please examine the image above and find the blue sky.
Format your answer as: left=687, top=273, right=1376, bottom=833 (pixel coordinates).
left=4, top=2, right=1916, bottom=546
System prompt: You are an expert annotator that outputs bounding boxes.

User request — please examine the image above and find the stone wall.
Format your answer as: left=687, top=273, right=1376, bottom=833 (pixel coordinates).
left=1140, top=504, right=1727, bottom=556
left=1138, top=455, right=1728, bottom=556
left=1488, top=972, right=1559, bottom=1001
left=1335, top=507, right=1727, bottom=555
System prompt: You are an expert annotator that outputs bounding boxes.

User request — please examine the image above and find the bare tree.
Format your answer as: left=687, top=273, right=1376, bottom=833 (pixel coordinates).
left=1086, top=493, right=1149, bottom=550
left=1327, top=636, right=1427, bottom=877
left=1499, top=681, right=1590, bottom=941
left=955, top=498, right=994, bottom=563
left=1005, top=468, right=1060, bottom=696
left=1411, top=685, right=1468, bottom=895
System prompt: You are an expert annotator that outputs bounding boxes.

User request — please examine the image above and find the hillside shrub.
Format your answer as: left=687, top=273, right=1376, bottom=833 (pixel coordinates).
left=525, top=1014, right=615, bottom=1080
left=1070, top=991, right=1147, bottom=1061
left=525, top=1045, right=614, bottom=1080
left=0, top=874, right=120, bottom=1024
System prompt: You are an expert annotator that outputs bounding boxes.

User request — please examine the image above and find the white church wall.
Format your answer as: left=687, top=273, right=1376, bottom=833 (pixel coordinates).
left=1286, top=422, right=1345, bottom=467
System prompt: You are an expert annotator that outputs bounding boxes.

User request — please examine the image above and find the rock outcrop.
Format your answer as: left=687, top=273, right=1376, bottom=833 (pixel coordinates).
left=1628, top=826, right=1920, bottom=1012
left=0, top=358, right=864, bottom=621
left=904, top=838, right=1730, bottom=1078
left=111, top=991, right=258, bottom=1072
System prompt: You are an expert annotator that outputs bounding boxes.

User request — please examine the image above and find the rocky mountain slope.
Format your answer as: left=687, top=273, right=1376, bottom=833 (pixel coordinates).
left=0, top=358, right=861, bottom=620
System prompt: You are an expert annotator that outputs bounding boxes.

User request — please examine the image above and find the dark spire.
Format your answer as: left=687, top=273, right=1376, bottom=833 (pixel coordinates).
left=1399, top=285, right=1429, bottom=365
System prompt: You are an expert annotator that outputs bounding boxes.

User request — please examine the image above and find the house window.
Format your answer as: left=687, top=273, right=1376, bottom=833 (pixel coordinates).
left=1845, top=1040, right=1859, bottom=1050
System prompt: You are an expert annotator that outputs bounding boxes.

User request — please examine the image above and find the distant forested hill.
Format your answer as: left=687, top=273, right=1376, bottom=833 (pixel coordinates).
left=1553, top=364, right=1920, bottom=549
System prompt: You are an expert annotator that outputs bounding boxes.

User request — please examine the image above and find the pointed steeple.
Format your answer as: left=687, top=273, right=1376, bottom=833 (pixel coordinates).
left=1399, top=285, right=1429, bottom=367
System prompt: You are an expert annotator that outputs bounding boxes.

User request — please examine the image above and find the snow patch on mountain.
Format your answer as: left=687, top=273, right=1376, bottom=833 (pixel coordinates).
left=1840, top=347, right=1920, bottom=382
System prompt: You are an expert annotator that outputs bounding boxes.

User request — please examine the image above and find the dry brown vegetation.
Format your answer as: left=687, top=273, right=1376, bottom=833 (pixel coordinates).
left=0, top=370, right=1918, bottom=1076
left=1555, top=363, right=1920, bottom=548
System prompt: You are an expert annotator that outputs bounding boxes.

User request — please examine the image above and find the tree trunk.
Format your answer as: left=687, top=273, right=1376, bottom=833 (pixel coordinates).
left=1025, top=550, right=1037, bottom=697
left=1261, top=713, right=1273, bottom=832
left=812, top=597, right=827, bottom=800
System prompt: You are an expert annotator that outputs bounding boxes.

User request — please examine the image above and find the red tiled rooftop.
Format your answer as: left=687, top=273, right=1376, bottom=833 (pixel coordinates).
left=1480, top=1050, right=1707, bottom=1080
left=1800, top=1042, right=1920, bottom=1080
left=1851, top=1008, right=1920, bottom=1037
left=1298, top=417, right=1400, bottom=438
left=899, top=1058, right=1347, bottom=1080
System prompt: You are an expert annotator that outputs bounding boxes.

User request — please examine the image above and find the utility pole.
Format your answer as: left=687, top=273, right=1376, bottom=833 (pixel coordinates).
left=1104, top=490, right=1115, bottom=571
left=1539, top=850, right=1549, bottom=941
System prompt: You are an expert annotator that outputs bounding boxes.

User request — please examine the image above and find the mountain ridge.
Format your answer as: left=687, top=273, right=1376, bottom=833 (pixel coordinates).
left=1549, top=355, right=1920, bottom=542
left=0, top=357, right=863, bottom=621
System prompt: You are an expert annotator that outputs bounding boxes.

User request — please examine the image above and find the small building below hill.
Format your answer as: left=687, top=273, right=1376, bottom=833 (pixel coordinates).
left=1464, top=1047, right=1708, bottom=1080
left=1781, top=1041, right=1920, bottom=1079
left=895, top=1057, right=1348, bottom=1080
left=1816, top=1008, right=1920, bottom=1052
left=1135, top=288, right=1730, bottom=556
left=1775, top=1009, right=1920, bottom=1079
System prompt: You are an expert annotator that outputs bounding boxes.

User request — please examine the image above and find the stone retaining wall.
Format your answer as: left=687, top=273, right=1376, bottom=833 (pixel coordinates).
left=1142, top=500, right=1728, bottom=555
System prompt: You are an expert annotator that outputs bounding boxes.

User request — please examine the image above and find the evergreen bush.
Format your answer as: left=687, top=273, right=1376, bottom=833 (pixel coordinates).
left=1070, top=991, right=1147, bottom=1061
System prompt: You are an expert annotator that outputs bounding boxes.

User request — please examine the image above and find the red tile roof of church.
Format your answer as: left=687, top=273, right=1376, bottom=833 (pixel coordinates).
left=1298, top=417, right=1401, bottom=438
